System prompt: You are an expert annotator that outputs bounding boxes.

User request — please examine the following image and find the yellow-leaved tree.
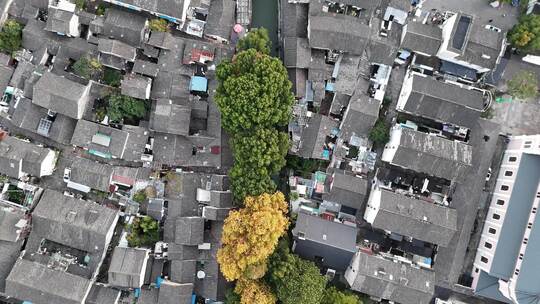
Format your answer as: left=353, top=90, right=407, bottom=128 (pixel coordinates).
left=235, top=279, right=277, bottom=304
left=217, top=192, right=289, bottom=281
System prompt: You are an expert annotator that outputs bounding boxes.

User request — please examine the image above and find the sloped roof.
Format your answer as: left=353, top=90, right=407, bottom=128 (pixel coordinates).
left=391, top=128, right=472, bottom=180
left=149, top=98, right=191, bottom=136
left=373, top=189, right=458, bottom=246
left=174, top=217, right=204, bottom=245
left=5, top=259, right=92, bottom=304
left=108, top=247, right=148, bottom=288
left=401, top=22, right=442, bottom=56
left=32, top=71, right=89, bottom=119
left=32, top=189, right=118, bottom=253
left=308, top=15, right=371, bottom=54
left=204, top=0, right=235, bottom=40
left=322, top=171, right=368, bottom=210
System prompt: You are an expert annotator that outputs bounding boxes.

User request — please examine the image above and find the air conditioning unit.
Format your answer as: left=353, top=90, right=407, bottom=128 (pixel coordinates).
left=198, top=243, right=211, bottom=250
left=326, top=269, right=336, bottom=280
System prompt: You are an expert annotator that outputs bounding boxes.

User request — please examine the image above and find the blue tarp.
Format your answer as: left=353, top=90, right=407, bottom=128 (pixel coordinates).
left=156, top=276, right=164, bottom=288
left=134, top=288, right=141, bottom=298
left=190, top=76, right=208, bottom=92
left=325, top=82, right=334, bottom=92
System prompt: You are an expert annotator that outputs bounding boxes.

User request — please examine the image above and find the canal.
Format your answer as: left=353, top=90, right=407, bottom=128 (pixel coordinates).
left=251, top=0, right=280, bottom=57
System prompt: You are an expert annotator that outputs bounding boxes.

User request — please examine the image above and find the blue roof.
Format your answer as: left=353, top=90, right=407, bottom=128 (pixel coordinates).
left=190, top=76, right=208, bottom=92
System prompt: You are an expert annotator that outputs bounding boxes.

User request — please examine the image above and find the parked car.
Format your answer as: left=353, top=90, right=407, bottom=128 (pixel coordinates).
left=63, top=168, right=71, bottom=182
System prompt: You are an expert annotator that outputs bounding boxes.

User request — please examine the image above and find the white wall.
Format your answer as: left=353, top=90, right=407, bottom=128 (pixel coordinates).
left=39, top=150, right=58, bottom=177
left=381, top=126, right=402, bottom=164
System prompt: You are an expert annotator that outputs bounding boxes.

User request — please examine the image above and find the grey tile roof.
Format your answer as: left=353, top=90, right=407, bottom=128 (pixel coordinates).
left=69, top=157, right=114, bottom=192
left=372, top=189, right=458, bottom=246
left=121, top=73, right=152, bottom=100
left=0, top=240, right=23, bottom=293
left=170, top=260, right=196, bottom=283
left=0, top=136, right=54, bottom=179
left=323, top=170, right=368, bottom=210
left=390, top=128, right=473, bottom=180
left=98, top=38, right=137, bottom=61
left=202, top=207, right=230, bottom=221
left=167, top=244, right=199, bottom=260
left=108, top=247, right=148, bottom=288
left=158, top=281, right=193, bottom=304
left=0, top=207, right=26, bottom=242
left=71, top=120, right=130, bottom=159
left=103, top=8, right=147, bottom=46
left=339, top=92, right=381, bottom=140
left=174, top=217, right=204, bottom=246
left=10, top=98, right=77, bottom=145
left=308, top=15, right=371, bottom=54
left=5, top=258, right=92, bottom=304
left=44, top=6, right=75, bottom=35
left=33, top=189, right=119, bottom=253
left=147, top=31, right=178, bottom=50
left=296, top=113, right=339, bottom=160
left=114, top=0, right=185, bottom=21
left=121, top=125, right=150, bottom=162
left=133, top=60, right=160, bottom=77
left=281, top=1, right=308, bottom=38
left=85, top=284, right=121, bottom=304
left=22, top=19, right=66, bottom=53
left=204, top=0, right=235, bottom=41
left=152, top=133, right=221, bottom=167
left=149, top=98, right=191, bottom=136
left=347, top=252, right=435, bottom=304
left=401, top=74, right=484, bottom=128
left=333, top=54, right=361, bottom=95
left=401, top=22, right=442, bottom=56
left=151, top=72, right=191, bottom=101
left=284, top=37, right=311, bottom=69
left=32, top=71, right=90, bottom=119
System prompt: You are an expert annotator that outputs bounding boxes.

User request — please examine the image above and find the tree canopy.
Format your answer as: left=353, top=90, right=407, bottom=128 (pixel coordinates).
left=507, top=70, right=538, bottom=99
left=229, top=165, right=276, bottom=202
left=0, top=20, right=22, bottom=56
left=509, top=15, right=540, bottom=50
left=107, top=94, right=147, bottom=123
left=73, top=56, right=103, bottom=79
left=217, top=192, right=289, bottom=281
left=321, top=286, right=362, bottom=304
left=216, top=49, right=294, bottom=133
left=232, top=128, right=289, bottom=175
left=237, top=28, right=271, bottom=54
left=149, top=19, right=169, bottom=32
left=127, top=216, right=159, bottom=247
left=266, top=239, right=327, bottom=304
left=235, top=279, right=277, bottom=304
left=369, top=119, right=390, bottom=146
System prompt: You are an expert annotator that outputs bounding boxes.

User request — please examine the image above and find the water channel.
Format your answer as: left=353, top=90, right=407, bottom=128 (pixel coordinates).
left=251, top=0, right=280, bottom=57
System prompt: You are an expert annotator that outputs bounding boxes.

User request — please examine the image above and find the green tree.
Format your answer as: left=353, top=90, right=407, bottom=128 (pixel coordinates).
left=127, top=216, right=159, bottom=247
left=216, top=49, right=294, bottom=133
left=237, top=28, right=271, bottom=54
left=103, top=68, right=122, bottom=87
left=369, top=119, right=390, bottom=146
left=74, top=0, right=86, bottom=9
left=107, top=94, right=147, bottom=123
left=507, top=70, right=538, bottom=99
left=133, top=190, right=147, bottom=203
left=230, top=165, right=276, bottom=202
left=321, top=286, right=362, bottom=304
left=509, top=14, right=540, bottom=50
left=225, top=289, right=241, bottom=304
left=96, top=3, right=107, bottom=15
left=232, top=129, right=289, bottom=175
left=149, top=19, right=169, bottom=32
left=0, top=20, right=22, bottom=56
left=73, top=56, right=103, bottom=79
left=269, top=254, right=326, bottom=304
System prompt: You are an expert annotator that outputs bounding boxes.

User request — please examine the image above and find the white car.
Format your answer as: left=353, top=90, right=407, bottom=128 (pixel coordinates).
left=63, top=168, right=71, bottom=182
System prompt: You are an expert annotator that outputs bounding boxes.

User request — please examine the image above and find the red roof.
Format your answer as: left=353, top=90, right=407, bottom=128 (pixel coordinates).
left=210, top=146, right=221, bottom=154
left=191, top=49, right=214, bottom=63
left=112, top=174, right=135, bottom=186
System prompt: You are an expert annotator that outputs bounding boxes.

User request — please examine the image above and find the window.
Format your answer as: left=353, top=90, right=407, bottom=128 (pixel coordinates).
left=505, top=171, right=513, bottom=177
left=533, top=207, right=537, bottom=214
left=481, top=256, right=488, bottom=263
left=524, top=141, right=532, bottom=148
left=528, top=223, right=533, bottom=229
left=501, top=185, right=509, bottom=191
left=515, top=269, right=520, bottom=275
left=497, top=199, right=505, bottom=206
left=509, top=156, right=517, bottom=162
left=492, top=213, right=500, bottom=220
left=489, top=228, right=496, bottom=234
left=523, top=239, right=528, bottom=245
left=519, top=253, right=524, bottom=260
left=484, top=242, right=492, bottom=249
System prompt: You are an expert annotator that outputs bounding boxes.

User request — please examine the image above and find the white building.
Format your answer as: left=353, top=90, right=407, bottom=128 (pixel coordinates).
left=472, top=135, right=540, bottom=303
